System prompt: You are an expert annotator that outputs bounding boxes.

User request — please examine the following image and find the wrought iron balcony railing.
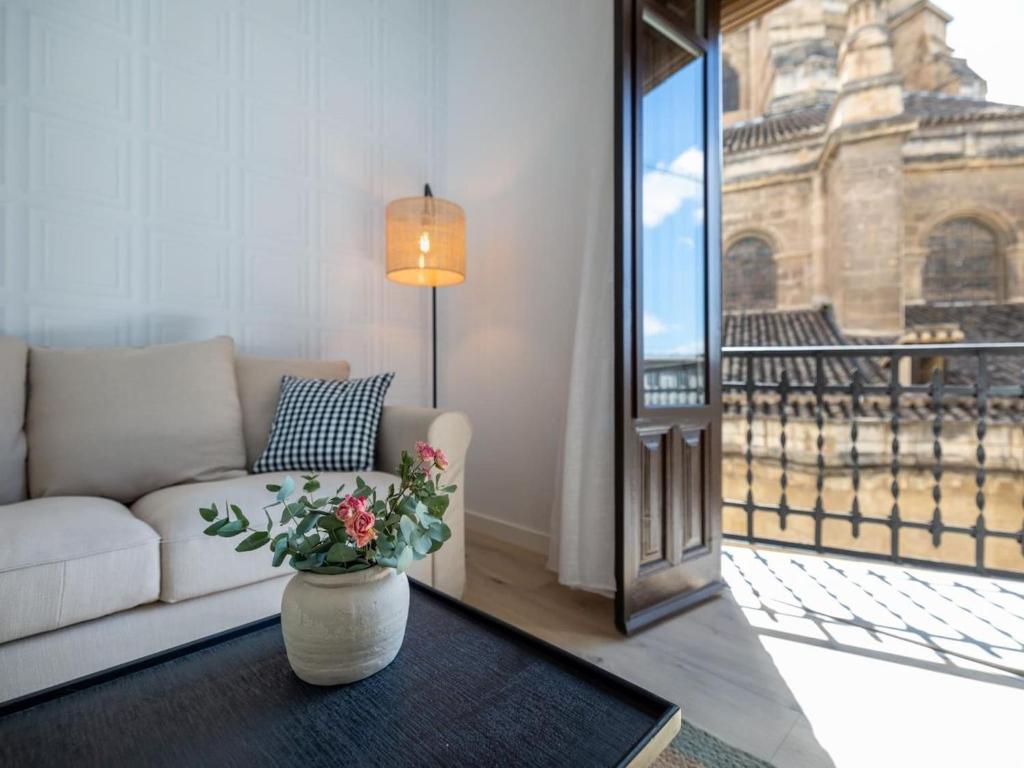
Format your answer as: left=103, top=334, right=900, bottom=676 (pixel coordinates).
left=721, top=342, right=1024, bottom=579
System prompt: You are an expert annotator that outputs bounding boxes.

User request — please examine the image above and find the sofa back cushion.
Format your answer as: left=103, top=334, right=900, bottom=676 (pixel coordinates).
left=0, top=336, right=28, bottom=504
left=235, top=355, right=350, bottom=467
left=27, top=337, right=247, bottom=503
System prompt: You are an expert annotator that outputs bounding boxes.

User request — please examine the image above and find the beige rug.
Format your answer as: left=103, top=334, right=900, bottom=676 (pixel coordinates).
left=653, top=721, right=774, bottom=768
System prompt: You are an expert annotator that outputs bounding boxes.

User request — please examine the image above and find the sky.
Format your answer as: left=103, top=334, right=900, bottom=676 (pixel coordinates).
left=940, top=0, right=1024, bottom=106
left=642, top=54, right=706, bottom=361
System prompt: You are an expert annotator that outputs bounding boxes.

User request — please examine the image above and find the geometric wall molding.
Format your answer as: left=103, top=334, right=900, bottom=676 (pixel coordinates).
left=0, top=0, right=445, bottom=406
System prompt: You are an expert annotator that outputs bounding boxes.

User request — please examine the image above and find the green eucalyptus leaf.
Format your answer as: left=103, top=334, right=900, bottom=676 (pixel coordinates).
left=427, top=496, right=449, bottom=516
left=229, top=505, right=249, bottom=527
left=295, top=512, right=320, bottom=537
left=276, top=476, right=296, bottom=502
left=395, top=545, right=414, bottom=574
left=272, top=535, right=288, bottom=567
left=318, top=515, right=343, bottom=532
left=203, top=518, right=229, bottom=535
left=399, top=516, right=416, bottom=542
left=303, top=478, right=321, bottom=494
left=427, top=522, right=451, bottom=542
left=326, top=542, right=359, bottom=563
left=265, top=484, right=281, bottom=493
left=199, top=507, right=217, bottom=522
left=412, top=531, right=432, bottom=556
left=290, top=554, right=319, bottom=571
left=235, top=531, right=269, bottom=552
left=217, top=520, right=245, bottom=537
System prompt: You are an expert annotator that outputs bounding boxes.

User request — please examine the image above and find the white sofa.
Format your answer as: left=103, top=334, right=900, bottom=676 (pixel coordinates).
left=0, top=336, right=471, bottom=703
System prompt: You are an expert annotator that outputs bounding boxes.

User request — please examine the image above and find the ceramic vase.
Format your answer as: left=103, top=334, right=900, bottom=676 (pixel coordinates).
left=280, top=566, right=409, bottom=685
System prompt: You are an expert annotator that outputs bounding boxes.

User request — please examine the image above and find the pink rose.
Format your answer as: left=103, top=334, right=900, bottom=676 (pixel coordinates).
left=345, top=506, right=378, bottom=548
left=415, top=441, right=436, bottom=464
left=433, top=448, right=449, bottom=471
left=335, top=494, right=367, bottom=522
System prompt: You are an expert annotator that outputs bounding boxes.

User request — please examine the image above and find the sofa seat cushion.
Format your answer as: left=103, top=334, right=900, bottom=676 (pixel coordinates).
left=0, top=497, right=160, bottom=644
left=131, top=471, right=400, bottom=603
left=27, top=336, right=247, bottom=504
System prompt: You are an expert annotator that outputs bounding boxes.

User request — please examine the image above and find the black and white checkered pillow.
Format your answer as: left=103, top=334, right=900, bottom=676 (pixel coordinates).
left=253, top=372, right=394, bottom=473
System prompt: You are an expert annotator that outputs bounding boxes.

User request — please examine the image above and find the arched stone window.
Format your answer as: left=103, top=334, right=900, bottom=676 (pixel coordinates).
left=723, top=60, right=739, bottom=112
left=725, top=235, right=776, bottom=311
left=923, top=217, right=1001, bottom=303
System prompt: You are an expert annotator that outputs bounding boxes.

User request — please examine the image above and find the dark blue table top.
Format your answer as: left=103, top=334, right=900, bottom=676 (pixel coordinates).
left=0, top=582, right=677, bottom=767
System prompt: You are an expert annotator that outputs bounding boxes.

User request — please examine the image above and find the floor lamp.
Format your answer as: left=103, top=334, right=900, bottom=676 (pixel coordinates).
left=385, top=185, right=466, bottom=408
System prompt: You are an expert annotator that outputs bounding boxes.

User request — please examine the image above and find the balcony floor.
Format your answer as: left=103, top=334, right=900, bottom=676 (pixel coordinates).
left=463, top=531, right=1024, bottom=768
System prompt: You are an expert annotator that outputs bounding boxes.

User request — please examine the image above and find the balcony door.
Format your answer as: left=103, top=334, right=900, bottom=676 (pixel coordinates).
left=615, top=0, right=723, bottom=633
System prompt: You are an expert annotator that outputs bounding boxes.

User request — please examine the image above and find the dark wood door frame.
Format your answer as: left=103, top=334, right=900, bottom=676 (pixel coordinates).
left=615, top=0, right=725, bottom=635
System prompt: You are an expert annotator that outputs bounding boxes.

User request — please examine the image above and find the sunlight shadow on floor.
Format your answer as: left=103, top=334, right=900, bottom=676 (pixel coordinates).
left=724, top=546, right=1024, bottom=768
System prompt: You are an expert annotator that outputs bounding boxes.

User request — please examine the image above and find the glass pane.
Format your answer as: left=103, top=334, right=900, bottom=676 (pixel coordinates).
left=641, top=20, right=705, bottom=408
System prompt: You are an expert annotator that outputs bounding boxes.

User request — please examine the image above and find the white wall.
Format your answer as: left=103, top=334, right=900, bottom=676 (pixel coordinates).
left=442, top=0, right=613, bottom=537
left=0, top=0, right=615, bottom=540
left=0, top=0, right=445, bottom=406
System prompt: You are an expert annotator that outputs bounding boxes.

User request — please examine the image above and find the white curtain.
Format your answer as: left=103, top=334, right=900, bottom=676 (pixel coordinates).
left=548, top=134, right=616, bottom=596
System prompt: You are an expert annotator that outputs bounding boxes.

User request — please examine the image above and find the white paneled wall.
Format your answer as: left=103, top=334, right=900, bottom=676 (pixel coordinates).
left=0, top=0, right=445, bottom=405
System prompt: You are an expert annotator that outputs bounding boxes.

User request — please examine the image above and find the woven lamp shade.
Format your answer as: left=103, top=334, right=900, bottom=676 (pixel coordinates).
left=385, top=196, right=466, bottom=287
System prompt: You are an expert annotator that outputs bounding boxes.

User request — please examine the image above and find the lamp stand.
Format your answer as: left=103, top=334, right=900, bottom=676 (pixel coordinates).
left=425, top=183, right=438, bottom=409
left=431, top=285, right=438, bottom=409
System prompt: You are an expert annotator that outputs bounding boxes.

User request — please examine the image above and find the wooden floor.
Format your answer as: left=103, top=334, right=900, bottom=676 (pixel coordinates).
left=463, top=531, right=1024, bottom=768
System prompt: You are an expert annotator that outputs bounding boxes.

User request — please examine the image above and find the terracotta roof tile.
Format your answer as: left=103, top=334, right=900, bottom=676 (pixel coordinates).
left=723, top=104, right=830, bottom=153
left=723, top=92, right=1024, bottom=154
left=904, top=91, right=1024, bottom=127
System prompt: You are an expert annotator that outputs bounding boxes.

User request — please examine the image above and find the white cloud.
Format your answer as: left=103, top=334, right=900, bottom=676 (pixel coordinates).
left=644, top=311, right=668, bottom=337
left=671, top=343, right=702, bottom=358
left=642, top=147, right=704, bottom=228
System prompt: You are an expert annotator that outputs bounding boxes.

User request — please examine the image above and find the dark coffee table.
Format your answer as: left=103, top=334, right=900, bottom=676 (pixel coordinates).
left=0, top=581, right=679, bottom=767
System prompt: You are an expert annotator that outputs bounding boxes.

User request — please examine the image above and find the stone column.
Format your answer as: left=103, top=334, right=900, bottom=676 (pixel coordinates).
left=1005, top=241, right=1024, bottom=302
left=826, top=0, right=915, bottom=335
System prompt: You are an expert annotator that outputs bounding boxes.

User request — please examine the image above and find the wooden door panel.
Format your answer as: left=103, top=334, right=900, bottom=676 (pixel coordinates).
left=678, top=427, right=706, bottom=554
left=637, top=427, right=670, bottom=568
left=625, top=422, right=719, bottom=623
left=616, top=0, right=723, bottom=635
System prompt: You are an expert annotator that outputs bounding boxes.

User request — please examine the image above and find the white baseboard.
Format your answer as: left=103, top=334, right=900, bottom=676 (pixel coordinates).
left=466, top=509, right=551, bottom=556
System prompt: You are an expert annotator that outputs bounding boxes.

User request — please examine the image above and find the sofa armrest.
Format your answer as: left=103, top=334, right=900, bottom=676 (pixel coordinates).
left=375, top=406, right=472, bottom=596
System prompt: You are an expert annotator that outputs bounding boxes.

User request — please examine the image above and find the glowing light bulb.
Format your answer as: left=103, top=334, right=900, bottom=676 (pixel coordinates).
left=417, top=231, right=430, bottom=270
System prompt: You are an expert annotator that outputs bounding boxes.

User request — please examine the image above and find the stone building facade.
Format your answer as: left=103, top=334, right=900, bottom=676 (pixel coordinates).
left=722, top=0, right=1024, bottom=336
left=720, top=1, right=1024, bottom=574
